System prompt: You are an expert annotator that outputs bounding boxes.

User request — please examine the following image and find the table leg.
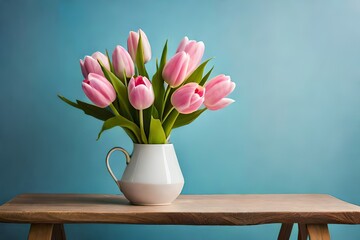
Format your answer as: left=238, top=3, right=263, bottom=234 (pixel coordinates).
left=278, top=223, right=294, bottom=240
left=28, top=224, right=54, bottom=240
left=298, top=224, right=308, bottom=240
left=52, top=224, right=66, bottom=240
left=28, top=224, right=66, bottom=240
left=306, top=224, right=330, bottom=240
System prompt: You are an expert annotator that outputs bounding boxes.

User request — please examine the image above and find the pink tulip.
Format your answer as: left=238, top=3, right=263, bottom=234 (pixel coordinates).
left=128, top=76, right=154, bottom=110
left=162, top=52, right=190, bottom=88
left=112, top=45, right=135, bottom=80
left=204, top=74, right=236, bottom=110
left=80, top=51, right=110, bottom=78
left=92, top=52, right=110, bottom=69
left=82, top=73, right=116, bottom=108
left=127, top=29, right=151, bottom=63
left=171, top=83, right=205, bottom=114
left=176, top=37, right=205, bottom=74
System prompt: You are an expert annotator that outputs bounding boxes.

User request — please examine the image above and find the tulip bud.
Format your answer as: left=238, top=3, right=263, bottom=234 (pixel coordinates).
left=112, top=45, right=135, bottom=80
left=127, top=29, right=151, bottom=63
left=204, top=74, right=236, bottom=110
left=171, top=83, right=205, bottom=114
left=92, top=52, right=110, bottom=69
left=80, top=51, right=110, bottom=78
left=176, top=37, right=205, bottom=74
left=82, top=73, right=116, bottom=108
left=162, top=52, right=190, bottom=88
left=128, top=76, right=155, bottom=110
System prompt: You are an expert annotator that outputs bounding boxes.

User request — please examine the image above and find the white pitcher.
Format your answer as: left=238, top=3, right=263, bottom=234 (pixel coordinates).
left=106, top=144, right=184, bottom=205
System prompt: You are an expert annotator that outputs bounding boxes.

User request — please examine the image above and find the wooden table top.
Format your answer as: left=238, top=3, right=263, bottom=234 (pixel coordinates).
left=0, top=194, right=360, bottom=225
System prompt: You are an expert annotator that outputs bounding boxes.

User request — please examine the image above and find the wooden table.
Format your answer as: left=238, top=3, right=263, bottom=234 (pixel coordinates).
left=0, top=194, right=360, bottom=240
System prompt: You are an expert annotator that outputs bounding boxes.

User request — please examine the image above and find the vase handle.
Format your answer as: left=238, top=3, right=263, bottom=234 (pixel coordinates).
left=105, top=147, right=131, bottom=185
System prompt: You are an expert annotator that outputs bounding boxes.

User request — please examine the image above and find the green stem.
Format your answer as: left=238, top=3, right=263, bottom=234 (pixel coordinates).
left=123, top=70, right=128, bottom=87
left=161, top=85, right=171, bottom=119
left=110, top=104, right=120, bottom=116
left=139, top=109, right=144, bottom=130
left=139, top=109, right=148, bottom=144
left=162, top=107, right=175, bottom=123
left=164, top=111, right=180, bottom=138
left=110, top=104, right=141, bottom=143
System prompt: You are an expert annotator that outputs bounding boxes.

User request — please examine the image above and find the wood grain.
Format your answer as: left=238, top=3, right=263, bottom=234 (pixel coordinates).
left=0, top=194, right=359, bottom=225
left=298, top=223, right=308, bottom=240
left=52, top=224, right=66, bottom=240
left=278, top=223, right=293, bottom=240
left=28, top=224, right=54, bottom=240
left=307, top=224, right=330, bottom=240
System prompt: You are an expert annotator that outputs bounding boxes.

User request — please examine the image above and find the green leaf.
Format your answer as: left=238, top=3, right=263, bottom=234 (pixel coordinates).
left=162, top=109, right=179, bottom=137
left=159, top=40, right=168, bottom=69
left=141, top=105, right=159, bottom=139
left=58, top=95, right=78, bottom=108
left=152, top=41, right=168, bottom=116
left=142, top=105, right=153, bottom=137
left=173, top=109, right=206, bottom=129
left=97, top=116, right=141, bottom=142
left=135, top=34, right=149, bottom=78
left=76, top=100, right=114, bottom=121
left=98, top=61, right=134, bottom=121
left=105, top=49, right=115, bottom=74
left=183, top=58, right=212, bottom=85
left=152, top=105, right=159, bottom=119
left=58, top=95, right=114, bottom=121
left=140, top=128, right=148, bottom=143
left=148, top=117, right=166, bottom=144
left=163, top=87, right=176, bottom=118
left=101, top=54, right=119, bottom=110
left=135, top=67, right=138, bottom=76
left=123, top=70, right=128, bottom=88
left=199, top=66, right=214, bottom=86
left=123, top=129, right=138, bottom=143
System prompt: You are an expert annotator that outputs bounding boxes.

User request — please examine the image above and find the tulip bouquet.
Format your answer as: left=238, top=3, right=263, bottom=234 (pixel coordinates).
left=59, top=30, right=236, bottom=144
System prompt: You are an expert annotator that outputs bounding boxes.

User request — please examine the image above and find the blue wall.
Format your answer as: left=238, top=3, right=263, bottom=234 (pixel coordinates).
left=1, top=0, right=360, bottom=239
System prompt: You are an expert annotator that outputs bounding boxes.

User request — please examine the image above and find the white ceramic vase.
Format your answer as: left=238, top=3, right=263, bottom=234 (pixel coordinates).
left=105, top=144, right=184, bottom=205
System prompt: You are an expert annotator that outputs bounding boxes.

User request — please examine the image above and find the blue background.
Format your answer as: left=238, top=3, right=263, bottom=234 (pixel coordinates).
left=1, top=0, right=360, bottom=239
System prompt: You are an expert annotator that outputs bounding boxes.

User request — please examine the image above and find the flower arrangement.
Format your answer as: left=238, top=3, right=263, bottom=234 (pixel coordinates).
left=59, top=29, right=236, bottom=144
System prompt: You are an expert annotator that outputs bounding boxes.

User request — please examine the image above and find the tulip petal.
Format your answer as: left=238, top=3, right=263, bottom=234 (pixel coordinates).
left=127, top=29, right=151, bottom=63
left=206, top=98, right=235, bottom=111
left=128, top=76, right=154, bottom=110
left=129, top=85, right=154, bottom=110
left=127, top=31, right=139, bottom=62
left=171, top=83, right=204, bottom=114
left=172, top=90, right=193, bottom=111
left=162, top=52, right=190, bottom=87
left=92, top=51, right=110, bottom=71
left=82, top=81, right=112, bottom=108
left=88, top=75, right=114, bottom=101
left=84, top=56, right=104, bottom=76
left=204, top=75, right=236, bottom=106
left=206, top=81, right=235, bottom=105
left=204, top=74, right=227, bottom=90
left=176, top=36, right=189, bottom=53
left=82, top=73, right=116, bottom=108
left=184, top=41, right=205, bottom=74
left=139, top=29, right=151, bottom=62
left=80, top=59, right=88, bottom=78
left=112, top=45, right=134, bottom=80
